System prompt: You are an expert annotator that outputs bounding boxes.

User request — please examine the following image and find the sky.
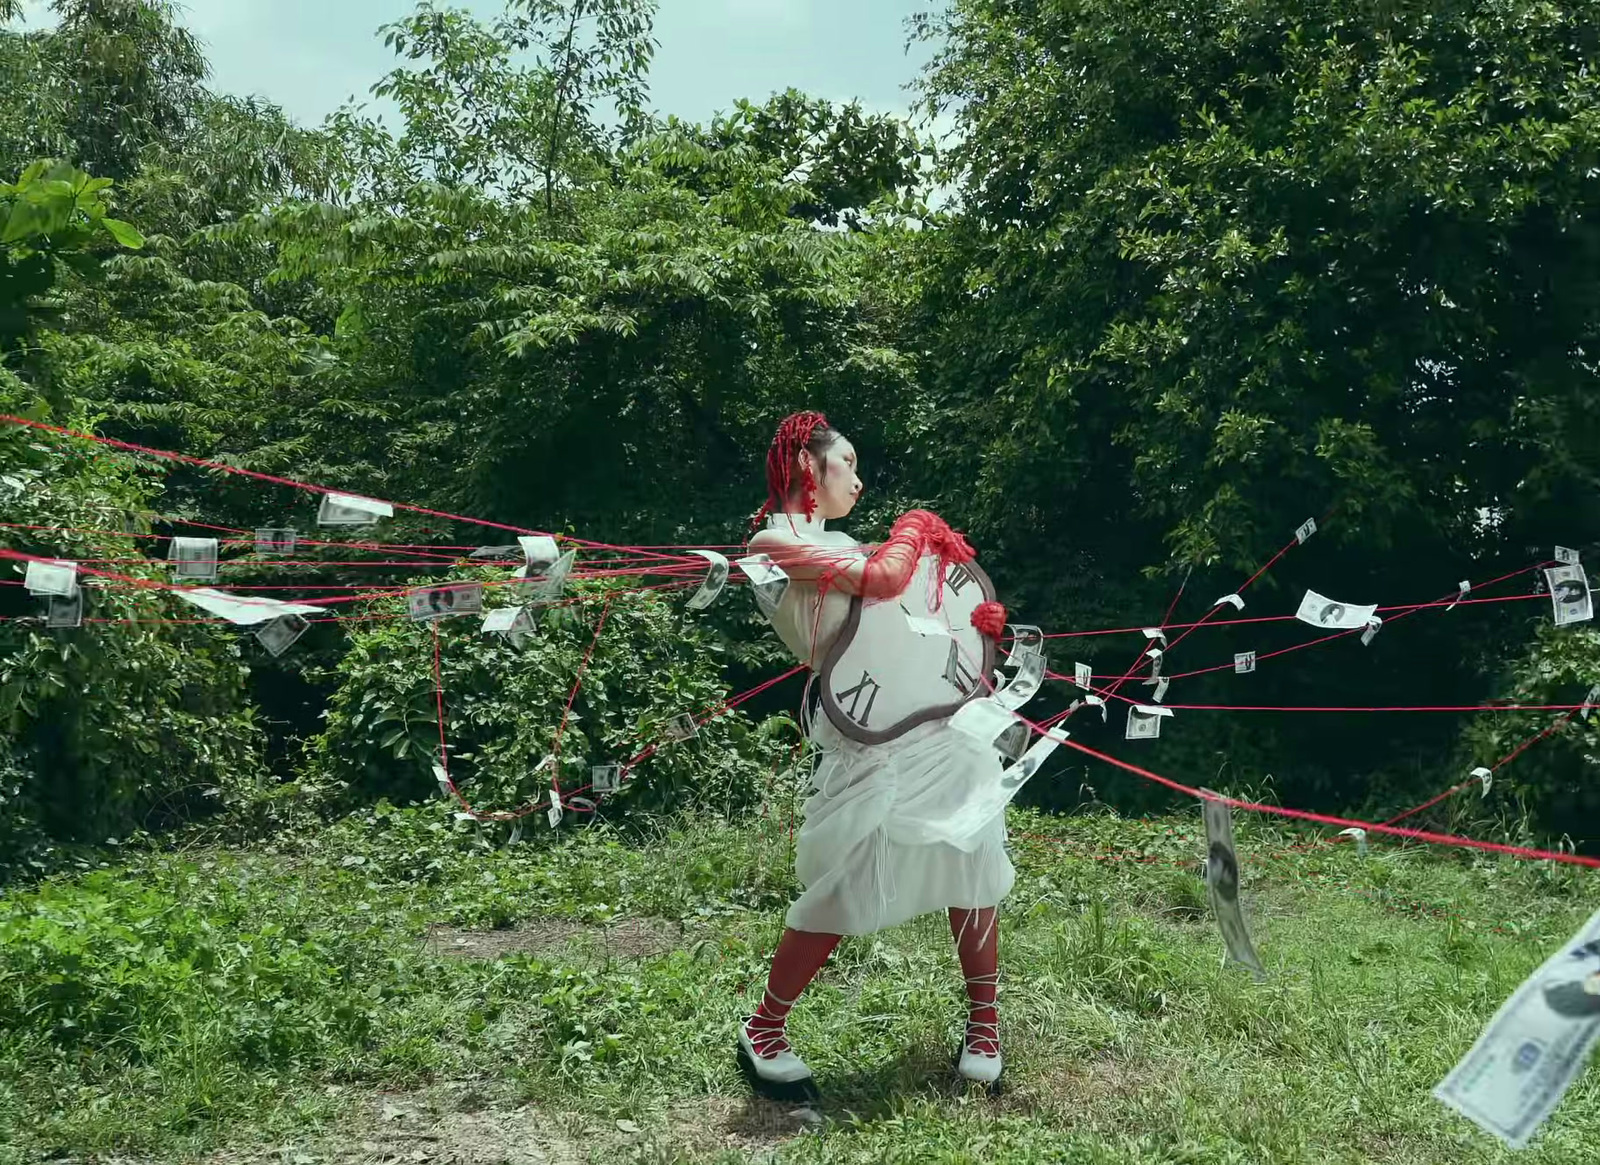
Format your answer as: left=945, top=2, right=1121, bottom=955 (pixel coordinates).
left=21, top=0, right=944, bottom=133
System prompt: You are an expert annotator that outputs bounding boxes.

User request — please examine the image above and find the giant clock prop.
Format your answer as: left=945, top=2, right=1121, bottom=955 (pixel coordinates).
left=817, top=553, right=998, bottom=744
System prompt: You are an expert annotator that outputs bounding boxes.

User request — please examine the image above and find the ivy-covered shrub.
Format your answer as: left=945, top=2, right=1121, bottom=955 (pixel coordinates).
left=0, top=382, right=266, bottom=876
left=307, top=570, right=797, bottom=823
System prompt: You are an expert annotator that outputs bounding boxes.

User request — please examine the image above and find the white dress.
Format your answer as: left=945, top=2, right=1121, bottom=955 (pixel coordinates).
left=761, top=511, right=1015, bottom=936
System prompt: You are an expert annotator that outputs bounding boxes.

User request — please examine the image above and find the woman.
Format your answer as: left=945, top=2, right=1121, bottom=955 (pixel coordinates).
left=737, top=410, right=1015, bottom=1100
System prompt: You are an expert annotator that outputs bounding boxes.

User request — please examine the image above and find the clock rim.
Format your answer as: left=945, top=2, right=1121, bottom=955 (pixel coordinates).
left=817, top=556, right=998, bottom=745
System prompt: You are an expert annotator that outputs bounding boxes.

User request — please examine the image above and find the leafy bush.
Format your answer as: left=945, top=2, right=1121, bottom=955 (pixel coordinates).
left=0, top=381, right=265, bottom=876
left=308, top=571, right=795, bottom=821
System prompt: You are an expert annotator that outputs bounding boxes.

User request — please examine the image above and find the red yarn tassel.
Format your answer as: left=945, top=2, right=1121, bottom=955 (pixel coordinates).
left=972, top=600, right=1006, bottom=640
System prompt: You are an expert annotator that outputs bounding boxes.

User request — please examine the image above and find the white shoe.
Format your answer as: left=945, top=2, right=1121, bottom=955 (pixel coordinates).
left=957, top=1002, right=1003, bottom=1087
left=738, top=1017, right=814, bottom=1085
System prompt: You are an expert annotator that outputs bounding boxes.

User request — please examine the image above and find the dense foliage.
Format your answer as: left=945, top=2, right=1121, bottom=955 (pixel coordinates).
left=0, top=0, right=1596, bottom=870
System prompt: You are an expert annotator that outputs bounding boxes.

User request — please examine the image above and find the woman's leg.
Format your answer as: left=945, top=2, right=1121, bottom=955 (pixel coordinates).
left=743, top=926, right=842, bottom=1058
left=949, top=906, right=1000, bottom=1057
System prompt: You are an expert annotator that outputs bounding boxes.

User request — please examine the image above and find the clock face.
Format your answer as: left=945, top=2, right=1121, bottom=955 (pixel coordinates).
left=818, top=554, right=998, bottom=744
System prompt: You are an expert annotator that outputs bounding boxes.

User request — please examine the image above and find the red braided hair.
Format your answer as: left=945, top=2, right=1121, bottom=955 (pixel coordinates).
left=750, top=410, right=834, bottom=531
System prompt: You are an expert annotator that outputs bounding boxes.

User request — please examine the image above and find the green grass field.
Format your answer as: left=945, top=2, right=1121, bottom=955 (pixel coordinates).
left=2, top=799, right=1595, bottom=1164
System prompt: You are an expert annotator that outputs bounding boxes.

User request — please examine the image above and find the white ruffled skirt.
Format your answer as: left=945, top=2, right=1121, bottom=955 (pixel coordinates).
left=783, top=703, right=1016, bottom=936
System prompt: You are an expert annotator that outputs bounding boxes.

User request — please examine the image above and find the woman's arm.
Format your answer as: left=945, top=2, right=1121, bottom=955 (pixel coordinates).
left=747, top=529, right=919, bottom=599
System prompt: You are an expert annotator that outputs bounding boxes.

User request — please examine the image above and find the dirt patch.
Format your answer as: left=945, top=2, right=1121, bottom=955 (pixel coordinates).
left=1012, top=1051, right=1176, bottom=1116
left=328, top=1088, right=588, bottom=1165
left=423, top=916, right=681, bottom=964
left=661, top=1095, right=823, bottom=1156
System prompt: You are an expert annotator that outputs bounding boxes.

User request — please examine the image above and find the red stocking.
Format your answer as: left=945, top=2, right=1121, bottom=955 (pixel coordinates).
left=744, top=927, right=842, bottom=1058
left=949, top=907, right=1000, bottom=1056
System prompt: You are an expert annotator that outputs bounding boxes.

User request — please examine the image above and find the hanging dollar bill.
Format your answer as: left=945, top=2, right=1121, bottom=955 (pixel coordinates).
left=1004, top=624, right=1044, bottom=668
left=1337, top=827, right=1368, bottom=856
left=1074, top=661, right=1093, bottom=690
left=407, top=583, right=483, bottom=621
left=1446, top=580, right=1471, bottom=612
left=1234, top=651, right=1256, bottom=675
left=317, top=492, right=393, bottom=526
left=254, top=613, right=310, bottom=657
left=1147, top=675, right=1171, bottom=703
left=995, top=719, right=1030, bottom=762
left=172, top=588, right=325, bottom=625
left=951, top=696, right=1019, bottom=751
left=254, top=528, right=297, bottom=555
left=1125, top=704, right=1172, bottom=740
left=685, top=550, right=730, bottom=612
left=1433, top=904, right=1600, bottom=1150
left=1471, top=766, right=1493, bottom=798
left=481, top=605, right=533, bottom=647
left=1582, top=684, right=1600, bottom=722
left=1145, top=647, right=1163, bottom=679
left=1361, top=616, right=1383, bottom=646
left=996, top=725, right=1070, bottom=795
left=994, top=649, right=1046, bottom=711
left=734, top=553, right=790, bottom=620
left=432, top=763, right=452, bottom=798
left=1295, top=589, right=1379, bottom=630
left=169, top=537, right=219, bottom=582
left=1199, top=790, right=1265, bottom=979
left=1142, top=628, right=1168, bottom=648
left=1543, top=564, right=1593, bottom=627
left=547, top=790, right=563, bottom=829
left=1295, top=517, right=1317, bottom=544
left=23, top=559, right=78, bottom=597
left=663, top=712, right=699, bottom=741
left=518, top=535, right=560, bottom=570
left=46, top=589, right=83, bottom=629
left=1214, top=594, right=1244, bottom=611
left=527, top=549, right=576, bottom=605
left=591, top=764, right=621, bottom=794
left=1555, top=546, right=1581, bottom=565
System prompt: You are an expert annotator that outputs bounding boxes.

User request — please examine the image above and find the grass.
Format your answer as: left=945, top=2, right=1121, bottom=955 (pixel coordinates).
left=1, top=796, right=1597, bottom=1164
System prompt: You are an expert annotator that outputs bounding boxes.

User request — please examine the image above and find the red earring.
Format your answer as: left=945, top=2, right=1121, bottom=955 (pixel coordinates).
left=799, top=462, right=817, bottom=519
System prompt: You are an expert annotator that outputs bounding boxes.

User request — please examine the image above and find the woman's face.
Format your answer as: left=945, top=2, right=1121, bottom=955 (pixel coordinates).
left=800, top=437, right=862, bottom=519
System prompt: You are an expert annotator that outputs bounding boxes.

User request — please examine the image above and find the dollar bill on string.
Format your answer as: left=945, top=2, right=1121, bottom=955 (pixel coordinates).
left=1337, top=827, right=1368, bottom=856
left=254, top=528, right=297, bottom=555
left=663, top=712, right=699, bottom=741
left=1145, top=647, right=1163, bottom=679
left=591, top=764, right=620, bottom=794
left=1068, top=694, right=1108, bottom=721
left=1556, top=546, right=1581, bottom=565
left=407, top=583, right=483, bottom=621
left=951, top=697, right=1020, bottom=751
left=1544, top=564, right=1593, bottom=627
left=1199, top=790, right=1266, bottom=979
left=733, top=553, right=790, bottom=620
left=1214, top=594, right=1244, bottom=611
left=1433, top=904, right=1600, bottom=1150
left=1142, top=628, right=1167, bottom=648
left=1447, top=580, right=1470, bottom=612
left=1004, top=624, right=1043, bottom=667
left=169, top=537, right=219, bottom=582
left=997, top=724, right=1070, bottom=794
left=46, top=589, right=83, bottom=629
left=518, top=535, right=560, bottom=570
left=994, top=650, right=1046, bottom=711
left=547, top=788, right=563, bottom=829
left=25, top=559, right=77, bottom=598
left=1361, top=616, right=1383, bottom=646
left=686, top=550, right=730, bottom=612
left=1582, top=684, right=1600, bottom=722
left=481, top=605, right=534, bottom=647
left=432, top=763, right=452, bottom=798
left=1295, top=589, right=1379, bottom=630
left=1074, top=662, right=1093, bottom=690
left=1146, top=675, right=1171, bottom=703
left=1295, top=517, right=1317, bottom=544
left=1234, top=651, right=1256, bottom=675
left=254, top=613, right=310, bottom=657
left=529, top=549, right=576, bottom=605
left=317, top=492, right=393, bottom=526
left=1472, top=766, right=1493, bottom=798
left=1125, top=704, right=1172, bottom=740
left=171, top=588, right=325, bottom=625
